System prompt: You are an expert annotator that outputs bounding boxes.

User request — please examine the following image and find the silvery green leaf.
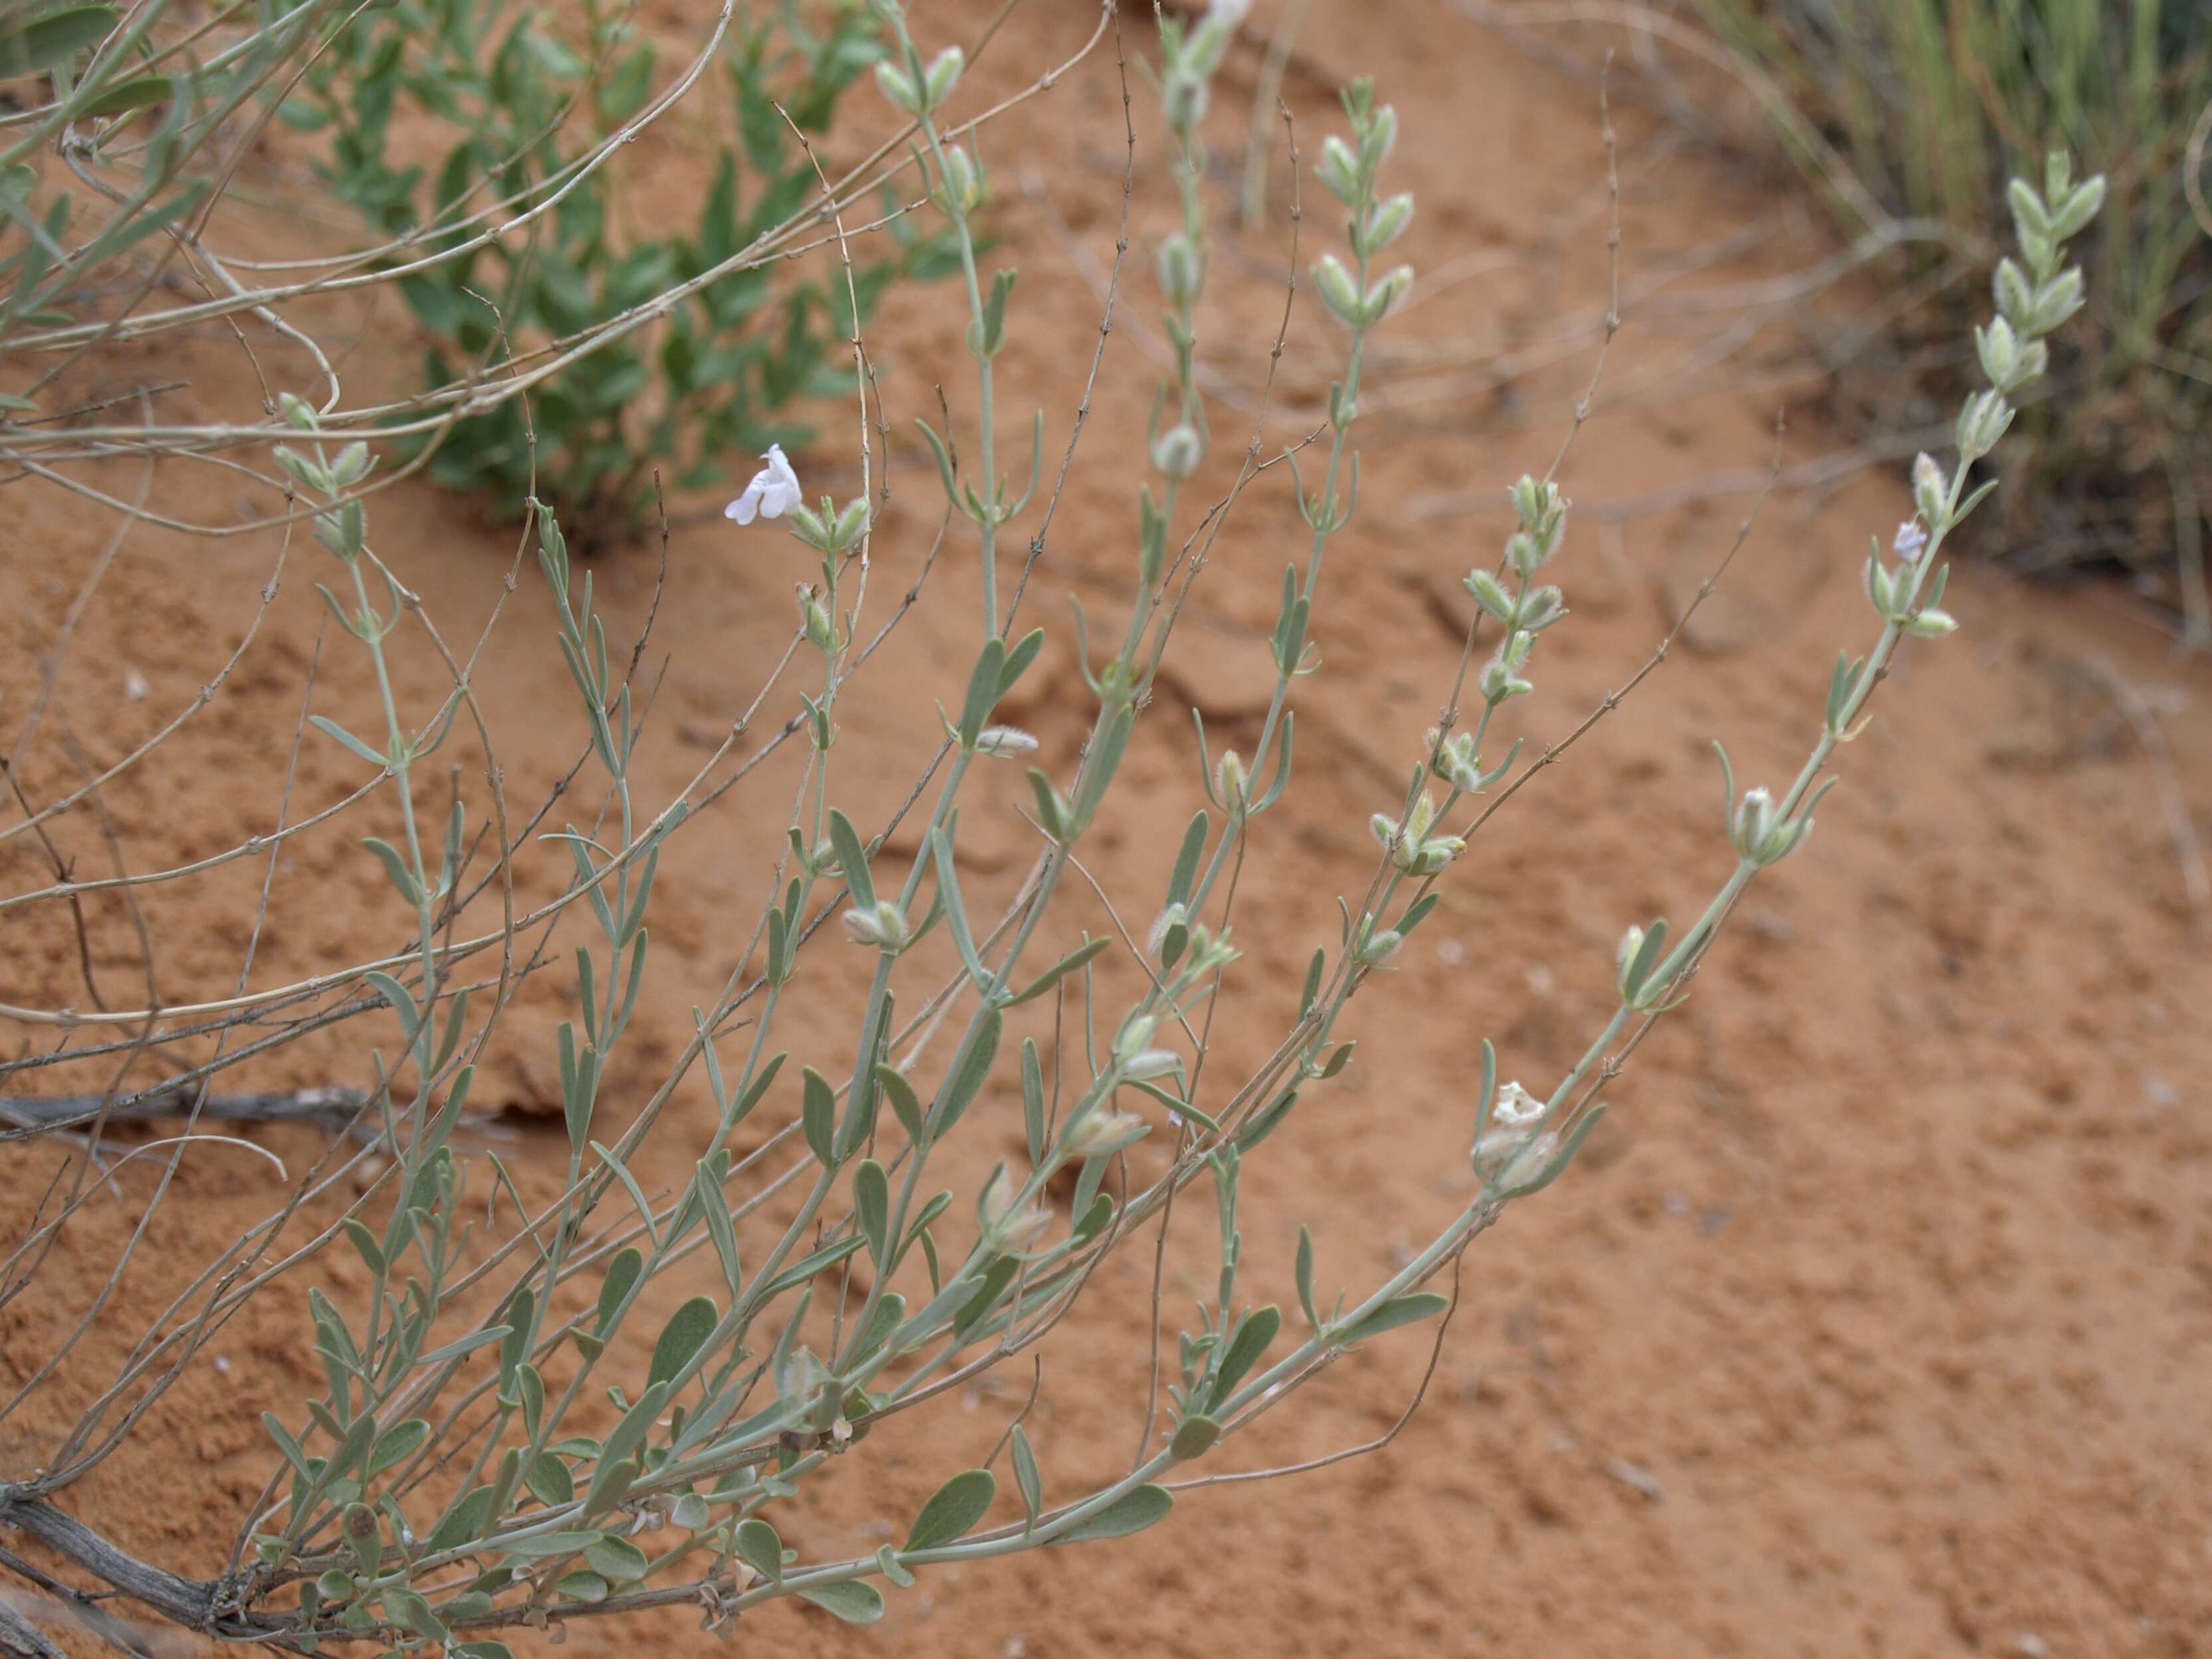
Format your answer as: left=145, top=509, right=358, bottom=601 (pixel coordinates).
left=1294, top=1225, right=1319, bottom=1328
left=734, top=1519, right=782, bottom=1581
left=801, top=1067, right=837, bottom=1166
left=366, top=1417, right=427, bottom=1478
left=307, top=715, right=386, bottom=769
left=590, top=1140, right=660, bottom=1249
left=931, top=1010, right=1001, bottom=1137
left=875, top=1063, right=925, bottom=1142
left=1622, top=918, right=1669, bottom=1005
left=796, top=1581, right=883, bottom=1624
left=1207, top=1305, right=1280, bottom=1405
left=595, top=1246, right=643, bottom=1333
left=1005, top=934, right=1108, bottom=1006
left=524, top=1452, right=574, bottom=1507
left=1021, top=1040, right=1047, bottom=1166
left=696, top=1162, right=743, bottom=1296
left=1051, top=1484, right=1173, bottom=1545
left=854, top=1159, right=890, bottom=1269
left=359, top=837, right=420, bottom=905
left=957, top=637, right=1006, bottom=745
left=826, top=808, right=873, bottom=910
left=904, top=1468, right=995, bottom=1551
left=1333, top=1292, right=1448, bottom=1346
left=875, top=1545, right=916, bottom=1588
left=584, top=1535, right=649, bottom=1584
left=756, top=1234, right=868, bottom=1299
left=551, top=1570, right=608, bottom=1603
left=1231, top=1087, right=1297, bottom=1155
left=1169, top=1414, right=1221, bottom=1461
left=996, top=1423, right=1040, bottom=1535
left=647, top=1296, right=718, bottom=1388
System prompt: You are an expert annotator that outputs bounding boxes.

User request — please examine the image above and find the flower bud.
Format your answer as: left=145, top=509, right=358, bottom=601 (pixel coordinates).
left=1114, top=1013, right=1158, bottom=1061
left=1729, top=785, right=1776, bottom=859
left=1361, top=264, right=1413, bottom=326
left=2048, top=173, right=2104, bottom=240
left=1359, top=104, right=1399, bottom=171
left=874, top=59, right=922, bottom=115
left=1902, top=606, right=1958, bottom=638
left=1463, top=567, right=1513, bottom=624
left=1154, top=232, right=1206, bottom=309
left=1993, top=257, right=2033, bottom=328
left=1974, top=316, right=2019, bottom=389
left=1118, top=1048, right=1182, bottom=1083
left=1199, top=752, right=1243, bottom=822
left=329, top=441, right=371, bottom=486
left=1355, top=192, right=1414, bottom=256
left=843, top=898, right=910, bottom=951
left=2029, top=267, right=2084, bottom=335
left=1515, top=584, right=1567, bottom=632
left=1730, top=785, right=1812, bottom=865
left=934, top=144, right=984, bottom=217
left=1316, top=135, right=1360, bottom=205
left=1863, top=550, right=1898, bottom=618
left=1064, top=1107, right=1148, bottom=1160
left=1152, top=421, right=1204, bottom=480
left=978, top=1167, right=1053, bottom=1249
left=1356, top=926, right=1403, bottom=965
left=1408, top=834, right=1464, bottom=876
left=974, top=725, right=1038, bottom=758
left=789, top=500, right=833, bottom=550
left=1911, top=452, right=1948, bottom=527
left=1430, top=730, right=1484, bottom=792
left=1956, top=389, right=2013, bottom=461
left=922, top=46, right=965, bottom=109
left=1161, top=70, right=1208, bottom=134
left=831, top=496, right=871, bottom=551
left=797, top=584, right=835, bottom=652
left=1480, top=656, right=1531, bottom=703
left=1314, top=253, right=1363, bottom=328
left=1147, top=901, right=1189, bottom=959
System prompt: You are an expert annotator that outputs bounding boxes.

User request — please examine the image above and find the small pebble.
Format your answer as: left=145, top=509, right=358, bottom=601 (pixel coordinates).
left=124, top=667, right=149, bottom=701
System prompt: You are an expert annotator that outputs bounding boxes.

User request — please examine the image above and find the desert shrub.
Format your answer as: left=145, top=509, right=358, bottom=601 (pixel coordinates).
left=0, top=0, right=2102, bottom=1651
left=282, top=0, right=962, bottom=545
left=1687, top=0, right=2212, bottom=642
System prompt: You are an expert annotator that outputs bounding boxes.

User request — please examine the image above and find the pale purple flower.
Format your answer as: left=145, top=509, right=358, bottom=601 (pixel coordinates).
left=724, top=444, right=802, bottom=525
left=1893, top=519, right=1929, bottom=561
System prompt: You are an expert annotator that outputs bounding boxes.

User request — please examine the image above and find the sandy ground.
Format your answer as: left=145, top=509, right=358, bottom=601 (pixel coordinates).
left=5, top=3, right=2211, bottom=1657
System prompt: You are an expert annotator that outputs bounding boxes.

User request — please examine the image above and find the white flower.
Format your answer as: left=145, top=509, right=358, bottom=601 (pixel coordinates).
left=724, top=444, right=802, bottom=525
left=1893, top=519, right=1929, bottom=561
left=1491, top=1079, right=1545, bottom=1127
left=974, top=725, right=1039, bottom=758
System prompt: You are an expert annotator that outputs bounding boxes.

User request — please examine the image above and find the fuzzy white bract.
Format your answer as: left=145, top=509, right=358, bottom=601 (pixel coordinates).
left=1491, top=1079, right=1545, bottom=1127
left=725, top=444, right=802, bottom=525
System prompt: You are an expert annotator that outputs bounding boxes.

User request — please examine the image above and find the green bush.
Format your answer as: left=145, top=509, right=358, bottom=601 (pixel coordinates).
left=284, top=0, right=960, bottom=545
left=1692, top=0, right=2212, bottom=639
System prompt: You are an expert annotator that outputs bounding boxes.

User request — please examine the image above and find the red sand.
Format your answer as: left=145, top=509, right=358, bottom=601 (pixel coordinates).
left=5, top=4, right=2209, bottom=1656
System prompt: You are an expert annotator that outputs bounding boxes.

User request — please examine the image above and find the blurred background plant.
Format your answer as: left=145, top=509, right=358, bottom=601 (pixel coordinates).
left=1685, top=0, right=2212, bottom=646
left=280, top=0, right=962, bottom=546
